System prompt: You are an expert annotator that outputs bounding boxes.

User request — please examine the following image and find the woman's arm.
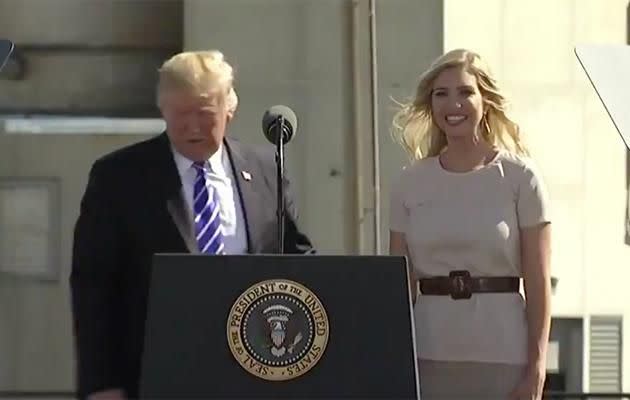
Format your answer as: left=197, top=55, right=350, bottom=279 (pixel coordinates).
left=521, top=223, right=552, bottom=370
left=511, top=223, right=552, bottom=399
left=390, top=230, right=418, bottom=304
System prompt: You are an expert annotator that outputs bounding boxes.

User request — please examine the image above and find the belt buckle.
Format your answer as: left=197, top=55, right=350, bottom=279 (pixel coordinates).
left=449, top=270, right=472, bottom=300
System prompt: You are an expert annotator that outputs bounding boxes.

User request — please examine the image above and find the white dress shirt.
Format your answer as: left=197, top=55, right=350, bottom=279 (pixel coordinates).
left=171, top=145, right=248, bottom=254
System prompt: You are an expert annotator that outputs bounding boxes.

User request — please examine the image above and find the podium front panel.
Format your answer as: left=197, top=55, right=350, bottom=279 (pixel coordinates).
left=140, top=255, right=419, bottom=399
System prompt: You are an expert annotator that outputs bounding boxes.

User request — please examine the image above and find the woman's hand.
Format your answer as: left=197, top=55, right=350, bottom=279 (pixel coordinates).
left=509, top=363, right=546, bottom=400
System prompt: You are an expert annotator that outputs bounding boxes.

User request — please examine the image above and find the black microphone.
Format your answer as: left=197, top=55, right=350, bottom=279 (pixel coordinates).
left=261, top=105, right=297, bottom=254
left=262, top=105, right=298, bottom=144
left=0, top=39, right=15, bottom=72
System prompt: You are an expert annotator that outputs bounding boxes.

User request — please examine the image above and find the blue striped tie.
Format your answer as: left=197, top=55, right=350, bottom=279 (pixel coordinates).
left=192, top=162, right=225, bottom=255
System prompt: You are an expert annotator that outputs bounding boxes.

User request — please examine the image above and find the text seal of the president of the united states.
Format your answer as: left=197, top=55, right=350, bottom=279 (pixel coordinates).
left=227, top=279, right=329, bottom=381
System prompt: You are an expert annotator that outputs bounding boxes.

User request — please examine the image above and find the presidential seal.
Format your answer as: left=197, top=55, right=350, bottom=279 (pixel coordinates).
left=227, top=279, right=329, bottom=381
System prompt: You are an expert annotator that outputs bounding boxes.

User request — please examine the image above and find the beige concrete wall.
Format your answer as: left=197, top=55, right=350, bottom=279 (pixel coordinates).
left=185, top=0, right=358, bottom=254
left=0, top=0, right=182, bottom=114
left=0, top=132, right=147, bottom=390
left=445, top=0, right=630, bottom=390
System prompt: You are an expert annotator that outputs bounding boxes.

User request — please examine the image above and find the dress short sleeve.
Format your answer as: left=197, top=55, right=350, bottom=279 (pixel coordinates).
left=517, top=159, right=551, bottom=228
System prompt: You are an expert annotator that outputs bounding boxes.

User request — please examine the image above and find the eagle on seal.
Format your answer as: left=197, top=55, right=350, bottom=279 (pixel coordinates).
left=262, top=304, right=303, bottom=358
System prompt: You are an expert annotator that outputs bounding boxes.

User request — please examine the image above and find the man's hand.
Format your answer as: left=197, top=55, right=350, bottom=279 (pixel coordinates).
left=87, top=389, right=126, bottom=400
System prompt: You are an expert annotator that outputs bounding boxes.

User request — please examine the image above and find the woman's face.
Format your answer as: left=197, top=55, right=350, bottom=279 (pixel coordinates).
left=430, top=66, right=485, bottom=140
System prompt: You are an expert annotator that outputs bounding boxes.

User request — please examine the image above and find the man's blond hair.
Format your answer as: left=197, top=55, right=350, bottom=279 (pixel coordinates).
left=157, top=50, right=238, bottom=114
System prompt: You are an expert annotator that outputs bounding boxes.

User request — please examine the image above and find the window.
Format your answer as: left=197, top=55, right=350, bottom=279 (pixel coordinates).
left=589, top=316, right=623, bottom=393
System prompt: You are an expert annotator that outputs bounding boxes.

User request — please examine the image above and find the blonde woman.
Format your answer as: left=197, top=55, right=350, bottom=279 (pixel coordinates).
left=389, top=49, right=551, bottom=400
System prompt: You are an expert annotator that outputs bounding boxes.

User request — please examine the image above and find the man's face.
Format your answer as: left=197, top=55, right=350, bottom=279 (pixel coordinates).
left=159, top=89, right=230, bottom=162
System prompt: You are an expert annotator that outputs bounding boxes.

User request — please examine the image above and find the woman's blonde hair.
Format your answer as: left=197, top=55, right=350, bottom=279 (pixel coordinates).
left=157, top=50, right=239, bottom=114
left=391, top=48, right=528, bottom=160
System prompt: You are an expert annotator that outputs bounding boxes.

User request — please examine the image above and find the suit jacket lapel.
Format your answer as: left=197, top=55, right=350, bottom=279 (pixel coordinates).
left=225, top=137, right=266, bottom=253
left=166, top=195, right=198, bottom=254
left=152, top=133, right=198, bottom=254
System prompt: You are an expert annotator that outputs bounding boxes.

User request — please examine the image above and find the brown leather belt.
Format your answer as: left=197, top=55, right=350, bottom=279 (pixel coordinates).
left=419, top=270, right=520, bottom=300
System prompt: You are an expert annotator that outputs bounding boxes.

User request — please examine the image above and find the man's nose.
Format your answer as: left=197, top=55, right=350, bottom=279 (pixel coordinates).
left=188, top=115, right=204, bottom=131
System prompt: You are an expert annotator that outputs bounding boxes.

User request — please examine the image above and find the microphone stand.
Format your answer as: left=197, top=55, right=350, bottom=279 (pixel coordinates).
left=275, top=116, right=286, bottom=254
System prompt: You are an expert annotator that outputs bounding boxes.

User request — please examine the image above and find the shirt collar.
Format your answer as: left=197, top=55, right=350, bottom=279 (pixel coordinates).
left=207, top=144, right=226, bottom=175
left=171, top=144, right=226, bottom=177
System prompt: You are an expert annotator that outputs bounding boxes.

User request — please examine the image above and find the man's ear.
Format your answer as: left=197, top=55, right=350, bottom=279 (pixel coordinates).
left=226, top=113, right=234, bottom=124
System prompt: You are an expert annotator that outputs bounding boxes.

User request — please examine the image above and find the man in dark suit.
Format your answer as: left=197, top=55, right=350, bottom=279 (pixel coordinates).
left=70, top=50, right=314, bottom=400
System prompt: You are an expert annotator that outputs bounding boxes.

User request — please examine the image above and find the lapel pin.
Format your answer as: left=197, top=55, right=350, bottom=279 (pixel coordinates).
left=241, top=171, right=252, bottom=181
